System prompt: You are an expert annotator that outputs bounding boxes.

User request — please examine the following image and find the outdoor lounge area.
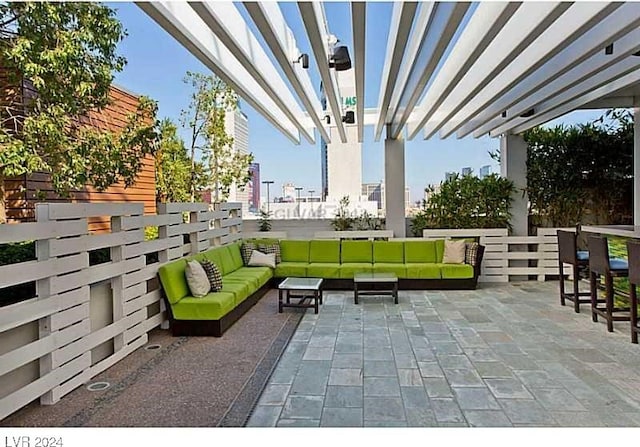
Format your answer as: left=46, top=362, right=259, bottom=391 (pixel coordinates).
left=5, top=1, right=640, bottom=440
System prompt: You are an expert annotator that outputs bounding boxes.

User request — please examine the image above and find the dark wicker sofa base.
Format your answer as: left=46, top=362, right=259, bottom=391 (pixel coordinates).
left=166, top=283, right=271, bottom=337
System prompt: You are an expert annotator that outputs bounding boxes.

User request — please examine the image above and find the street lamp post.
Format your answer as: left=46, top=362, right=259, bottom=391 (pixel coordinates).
left=308, top=190, right=315, bottom=203
left=262, top=180, right=274, bottom=214
left=295, top=187, right=303, bottom=217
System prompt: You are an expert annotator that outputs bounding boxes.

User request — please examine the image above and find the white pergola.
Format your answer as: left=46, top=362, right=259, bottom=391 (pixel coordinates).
left=137, top=1, right=640, bottom=236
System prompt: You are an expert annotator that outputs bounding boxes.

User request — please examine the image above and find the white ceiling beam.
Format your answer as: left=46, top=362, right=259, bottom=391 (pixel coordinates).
left=136, top=1, right=301, bottom=144
left=406, top=2, right=570, bottom=141
left=583, top=96, right=636, bottom=109
left=506, top=70, right=640, bottom=135
left=298, top=1, right=347, bottom=143
left=491, top=60, right=640, bottom=136
left=387, top=2, right=470, bottom=139
left=475, top=26, right=640, bottom=139
left=243, top=1, right=331, bottom=143
left=351, top=2, right=366, bottom=143
left=463, top=3, right=640, bottom=139
left=439, top=1, right=621, bottom=139
left=189, top=2, right=315, bottom=144
left=373, top=1, right=418, bottom=142
left=400, top=2, right=519, bottom=141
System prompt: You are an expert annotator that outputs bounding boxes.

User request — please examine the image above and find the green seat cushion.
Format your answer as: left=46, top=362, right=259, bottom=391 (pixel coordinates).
left=340, top=263, right=373, bottom=278
left=341, top=240, right=373, bottom=263
left=307, top=263, right=341, bottom=278
left=158, top=259, right=189, bottom=305
left=280, top=240, right=310, bottom=263
left=373, top=263, right=407, bottom=278
left=405, top=263, right=441, bottom=279
left=227, top=243, right=244, bottom=272
left=309, top=240, right=341, bottom=263
left=438, top=263, right=474, bottom=279
left=225, top=267, right=272, bottom=289
left=373, top=241, right=404, bottom=263
left=274, top=262, right=308, bottom=278
left=403, top=240, right=437, bottom=263
left=221, top=280, right=252, bottom=305
left=170, top=291, right=236, bottom=320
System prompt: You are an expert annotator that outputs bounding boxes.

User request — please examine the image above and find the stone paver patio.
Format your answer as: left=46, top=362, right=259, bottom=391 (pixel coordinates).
left=248, top=282, right=640, bottom=427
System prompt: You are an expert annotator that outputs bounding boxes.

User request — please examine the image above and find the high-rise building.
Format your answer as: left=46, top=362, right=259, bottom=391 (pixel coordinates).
left=248, top=163, right=260, bottom=213
left=282, top=183, right=296, bottom=203
left=362, top=181, right=411, bottom=215
left=320, top=70, right=363, bottom=203
left=445, top=172, right=456, bottom=182
left=225, top=107, right=251, bottom=214
left=479, top=165, right=491, bottom=178
left=461, top=166, right=472, bottom=176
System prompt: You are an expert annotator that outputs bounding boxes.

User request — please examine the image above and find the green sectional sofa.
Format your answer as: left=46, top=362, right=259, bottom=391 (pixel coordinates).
left=274, top=239, right=485, bottom=290
left=158, top=242, right=272, bottom=337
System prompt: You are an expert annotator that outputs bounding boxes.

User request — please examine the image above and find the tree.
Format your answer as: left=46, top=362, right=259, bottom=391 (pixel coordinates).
left=0, top=2, right=157, bottom=223
left=155, top=118, right=206, bottom=203
left=180, top=71, right=254, bottom=203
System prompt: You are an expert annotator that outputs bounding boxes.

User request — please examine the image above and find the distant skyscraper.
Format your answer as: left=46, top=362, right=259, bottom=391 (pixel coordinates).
left=248, top=163, right=260, bottom=213
left=461, top=167, right=472, bottom=176
left=282, top=183, right=296, bottom=203
left=225, top=107, right=251, bottom=214
left=445, top=172, right=456, bottom=182
left=362, top=181, right=410, bottom=214
left=479, top=165, right=491, bottom=178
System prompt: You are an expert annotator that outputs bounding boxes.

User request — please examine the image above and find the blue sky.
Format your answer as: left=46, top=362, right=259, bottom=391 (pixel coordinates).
left=110, top=2, right=605, bottom=203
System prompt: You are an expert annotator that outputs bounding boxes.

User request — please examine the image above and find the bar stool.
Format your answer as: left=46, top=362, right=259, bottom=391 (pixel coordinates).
left=557, top=229, right=591, bottom=313
left=587, top=235, right=630, bottom=332
left=626, top=240, right=640, bottom=343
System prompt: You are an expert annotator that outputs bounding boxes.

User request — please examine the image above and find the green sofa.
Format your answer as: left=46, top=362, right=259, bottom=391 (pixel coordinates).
left=158, top=242, right=272, bottom=337
left=273, top=239, right=484, bottom=290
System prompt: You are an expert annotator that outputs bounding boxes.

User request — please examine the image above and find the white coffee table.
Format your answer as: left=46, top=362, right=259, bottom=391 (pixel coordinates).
left=353, top=272, right=398, bottom=305
left=278, top=277, right=324, bottom=314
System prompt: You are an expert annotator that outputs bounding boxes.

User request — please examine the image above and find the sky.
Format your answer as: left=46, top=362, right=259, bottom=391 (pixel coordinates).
left=109, top=2, right=606, bottom=203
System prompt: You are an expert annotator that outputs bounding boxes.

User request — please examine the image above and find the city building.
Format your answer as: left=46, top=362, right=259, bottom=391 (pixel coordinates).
left=461, top=166, right=472, bottom=176
left=224, top=107, right=251, bottom=215
left=445, top=172, right=456, bottom=182
left=362, top=181, right=411, bottom=216
left=247, top=162, right=260, bottom=214
left=282, top=182, right=296, bottom=203
left=479, top=165, right=492, bottom=178
left=320, top=70, right=363, bottom=203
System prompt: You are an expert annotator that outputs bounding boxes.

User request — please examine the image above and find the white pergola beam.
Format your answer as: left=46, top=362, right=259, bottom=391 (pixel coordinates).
left=351, top=2, right=366, bottom=143
left=495, top=66, right=640, bottom=136
left=476, top=27, right=640, bottom=138
left=439, top=1, right=620, bottom=139
left=189, top=2, right=316, bottom=144
left=136, top=1, right=301, bottom=144
left=298, top=1, right=347, bottom=143
left=402, top=2, right=519, bottom=142
left=407, top=2, right=570, bottom=141
left=373, top=1, right=418, bottom=142
left=243, top=1, right=331, bottom=143
left=387, top=1, right=470, bottom=139
left=462, top=3, right=640, bottom=139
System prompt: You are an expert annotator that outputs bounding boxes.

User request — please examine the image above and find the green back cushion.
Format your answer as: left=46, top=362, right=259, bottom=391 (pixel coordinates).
left=204, top=246, right=233, bottom=275
left=227, top=243, right=244, bottom=271
left=341, top=240, right=373, bottom=263
left=373, top=241, right=404, bottom=263
left=158, top=259, right=189, bottom=304
left=404, top=240, right=437, bottom=263
left=309, top=240, right=341, bottom=263
left=280, top=240, right=310, bottom=263
left=435, top=239, right=445, bottom=263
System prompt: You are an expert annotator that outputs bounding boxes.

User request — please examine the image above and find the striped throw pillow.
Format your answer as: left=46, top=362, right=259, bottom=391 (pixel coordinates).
left=241, top=242, right=257, bottom=265
left=465, top=242, right=479, bottom=266
left=200, top=260, right=223, bottom=292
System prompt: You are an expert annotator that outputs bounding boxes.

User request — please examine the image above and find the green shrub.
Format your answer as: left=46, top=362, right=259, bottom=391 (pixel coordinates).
left=412, top=173, right=515, bottom=233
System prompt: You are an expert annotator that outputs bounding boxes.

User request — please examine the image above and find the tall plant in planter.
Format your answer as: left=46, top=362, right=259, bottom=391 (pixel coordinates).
left=411, top=173, right=515, bottom=234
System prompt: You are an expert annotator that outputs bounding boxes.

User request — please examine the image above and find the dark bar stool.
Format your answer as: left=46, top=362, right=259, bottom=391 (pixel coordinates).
left=627, top=240, right=640, bottom=343
left=587, top=235, right=630, bottom=332
left=557, top=229, right=591, bottom=312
